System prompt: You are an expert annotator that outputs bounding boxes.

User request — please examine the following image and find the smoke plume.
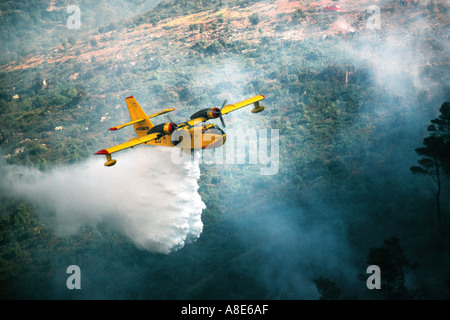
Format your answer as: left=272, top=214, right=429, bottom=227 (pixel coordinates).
left=0, top=146, right=205, bottom=254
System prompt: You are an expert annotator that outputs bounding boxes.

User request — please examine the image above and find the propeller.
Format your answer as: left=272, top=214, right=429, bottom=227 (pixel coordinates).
left=165, top=113, right=174, bottom=123
left=219, top=99, right=227, bottom=128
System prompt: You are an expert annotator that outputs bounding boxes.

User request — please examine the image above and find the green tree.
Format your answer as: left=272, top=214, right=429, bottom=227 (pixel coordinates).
left=292, top=8, right=305, bottom=22
left=205, top=41, right=224, bottom=56
left=249, top=13, right=260, bottom=26
left=428, top=101, right=450, bottom=174
left=365, top=237, right=418, bottom=299
left=31, top=74, right=44, bottom=93
left=191, top=39, right=208, bottom=53
left=410, top=102, right=450, bottom=226
left=313, top=277, right=341, bottom=300
left=189, top=23, right=200, bottom=31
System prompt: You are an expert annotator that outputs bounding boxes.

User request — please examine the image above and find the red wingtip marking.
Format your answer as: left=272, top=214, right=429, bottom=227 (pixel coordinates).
left=261, top=94, right=265, bottom=99
left=125, top=96, right=134, bottom=99
left=94, top=149, right=110, bottom=155
left=109, top=127, right=118, bottom=131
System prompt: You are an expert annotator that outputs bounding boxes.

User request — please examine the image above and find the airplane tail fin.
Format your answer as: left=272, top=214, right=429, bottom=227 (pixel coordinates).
left=125, top=96, right=154, bottom=138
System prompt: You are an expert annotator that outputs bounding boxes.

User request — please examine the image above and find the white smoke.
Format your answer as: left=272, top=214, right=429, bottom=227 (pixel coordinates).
left=1, top=146, right=205, bottom=254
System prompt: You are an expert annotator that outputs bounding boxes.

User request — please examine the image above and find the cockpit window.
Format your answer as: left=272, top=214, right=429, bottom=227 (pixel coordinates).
left=202, top=125, right=224, bottom=135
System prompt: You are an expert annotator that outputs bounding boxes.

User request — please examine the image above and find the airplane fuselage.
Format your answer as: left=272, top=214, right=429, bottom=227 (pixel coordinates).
left=145, top=123, right=226, bottom=149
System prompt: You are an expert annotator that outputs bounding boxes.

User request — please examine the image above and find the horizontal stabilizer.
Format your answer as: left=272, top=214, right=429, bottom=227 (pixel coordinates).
left=108, top=108, right=175, bottom=131
left=148, top=108, right=175, bottom=119
left=109, top=118, right=145, bottom=131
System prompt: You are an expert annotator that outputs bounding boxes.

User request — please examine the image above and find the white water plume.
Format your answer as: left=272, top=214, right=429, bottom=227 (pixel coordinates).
left=1, top=146, right=205, bottom=254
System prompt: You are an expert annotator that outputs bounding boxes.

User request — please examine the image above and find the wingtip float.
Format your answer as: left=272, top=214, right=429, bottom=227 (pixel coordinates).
left=94, top=149, right=116, bottom=167
left=94, top=95, right=265, bottom=167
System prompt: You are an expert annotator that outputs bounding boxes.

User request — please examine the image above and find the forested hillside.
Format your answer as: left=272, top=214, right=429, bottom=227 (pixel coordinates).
left=1, top=0, right=449, bottom=300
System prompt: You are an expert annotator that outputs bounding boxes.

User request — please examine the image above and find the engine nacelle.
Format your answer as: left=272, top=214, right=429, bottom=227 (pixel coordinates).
left=147, top=122, right=178, bottom=135
left=190, top=108, right=221, bottom=120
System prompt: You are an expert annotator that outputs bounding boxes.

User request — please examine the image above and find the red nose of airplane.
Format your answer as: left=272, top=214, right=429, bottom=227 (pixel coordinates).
left=212, top=107, right=221, bottom=119
left=168, top=122, right=178, bottom=133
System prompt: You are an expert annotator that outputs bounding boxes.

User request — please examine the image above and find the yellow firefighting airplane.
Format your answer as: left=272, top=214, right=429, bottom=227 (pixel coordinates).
left=94, top=95, right=265, bottom=166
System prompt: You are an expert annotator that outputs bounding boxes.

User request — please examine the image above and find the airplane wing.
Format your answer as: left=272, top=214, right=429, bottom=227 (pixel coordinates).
left=221, top=95, right=265, bottom=115
left=177, top=95, right=265, bottom=129
left=95, top=132, right=161, bottom=157
left=176, top=117, right=207, bottom=129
